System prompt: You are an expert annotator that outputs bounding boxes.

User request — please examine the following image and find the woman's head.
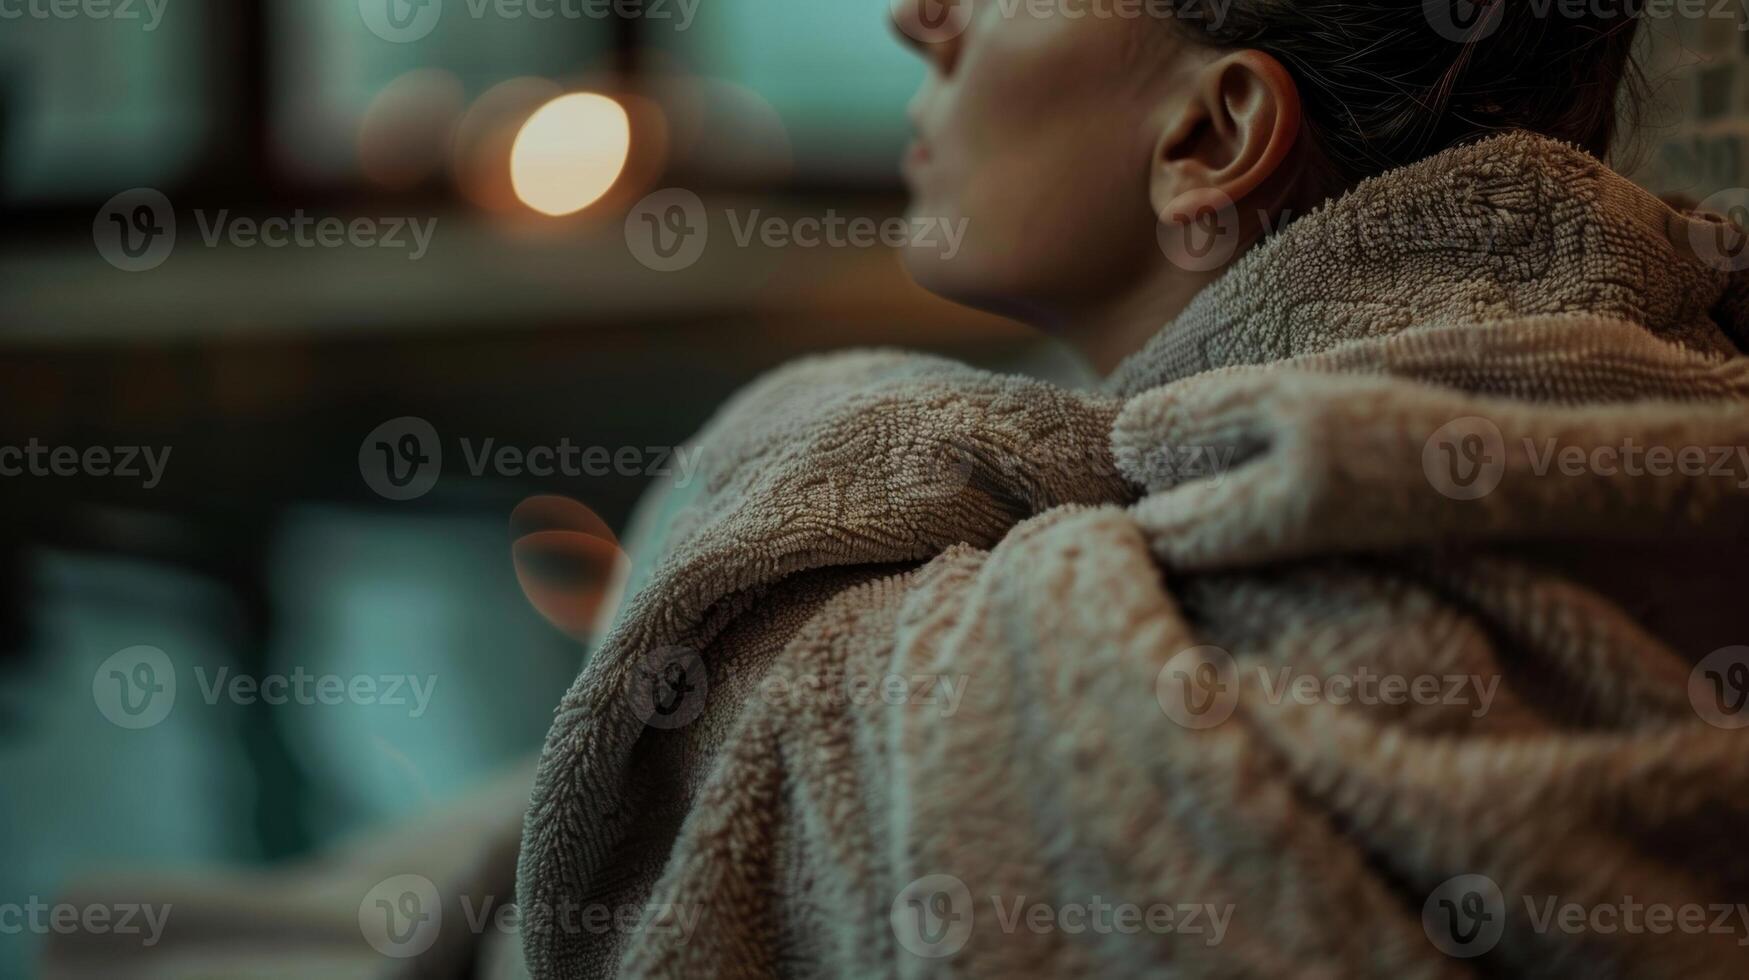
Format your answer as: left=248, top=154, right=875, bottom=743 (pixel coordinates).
left=892, top=0, right=1644, bottom=369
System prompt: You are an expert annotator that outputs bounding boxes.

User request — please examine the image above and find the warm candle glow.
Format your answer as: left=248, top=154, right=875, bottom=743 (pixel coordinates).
left=510, top=93, right=632, bottom=217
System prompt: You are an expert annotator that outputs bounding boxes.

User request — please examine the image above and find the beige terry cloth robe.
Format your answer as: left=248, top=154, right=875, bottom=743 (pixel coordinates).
left=517, top=132, right=1749, bottom=979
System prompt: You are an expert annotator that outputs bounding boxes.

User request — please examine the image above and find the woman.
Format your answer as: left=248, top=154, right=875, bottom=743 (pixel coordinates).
left=519, top=2, right=1749, bottom=977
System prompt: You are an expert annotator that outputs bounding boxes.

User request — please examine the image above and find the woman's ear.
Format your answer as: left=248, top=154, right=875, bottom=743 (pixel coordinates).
left=1150, top=49, right=1302, bottom=226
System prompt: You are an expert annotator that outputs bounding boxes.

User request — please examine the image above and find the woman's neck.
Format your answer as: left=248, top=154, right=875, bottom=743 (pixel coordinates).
left=1059, top=265, right=1223, bottom=376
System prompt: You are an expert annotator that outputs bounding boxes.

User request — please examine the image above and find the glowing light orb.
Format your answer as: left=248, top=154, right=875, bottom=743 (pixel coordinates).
left=510, top=93, right=632, bottom=217
left=452, top=77, right=564, bottom=214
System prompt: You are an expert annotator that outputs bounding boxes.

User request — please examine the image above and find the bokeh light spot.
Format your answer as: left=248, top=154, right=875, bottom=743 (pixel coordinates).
left=510, top=495, right=627, bottom=638
left=510, top=93, right=632, bottom=217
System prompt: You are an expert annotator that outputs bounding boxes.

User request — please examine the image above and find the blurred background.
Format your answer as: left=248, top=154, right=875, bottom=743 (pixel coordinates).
left=0, top=1, right=1744, bottom=977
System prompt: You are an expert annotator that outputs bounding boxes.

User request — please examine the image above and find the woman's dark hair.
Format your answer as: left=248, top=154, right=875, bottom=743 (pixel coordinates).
left=1162, top=0, right=1646, bottom=190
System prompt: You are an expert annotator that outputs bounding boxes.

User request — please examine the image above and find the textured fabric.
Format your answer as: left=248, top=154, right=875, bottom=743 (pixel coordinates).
left=518, top=132, right=1749, bottom=979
